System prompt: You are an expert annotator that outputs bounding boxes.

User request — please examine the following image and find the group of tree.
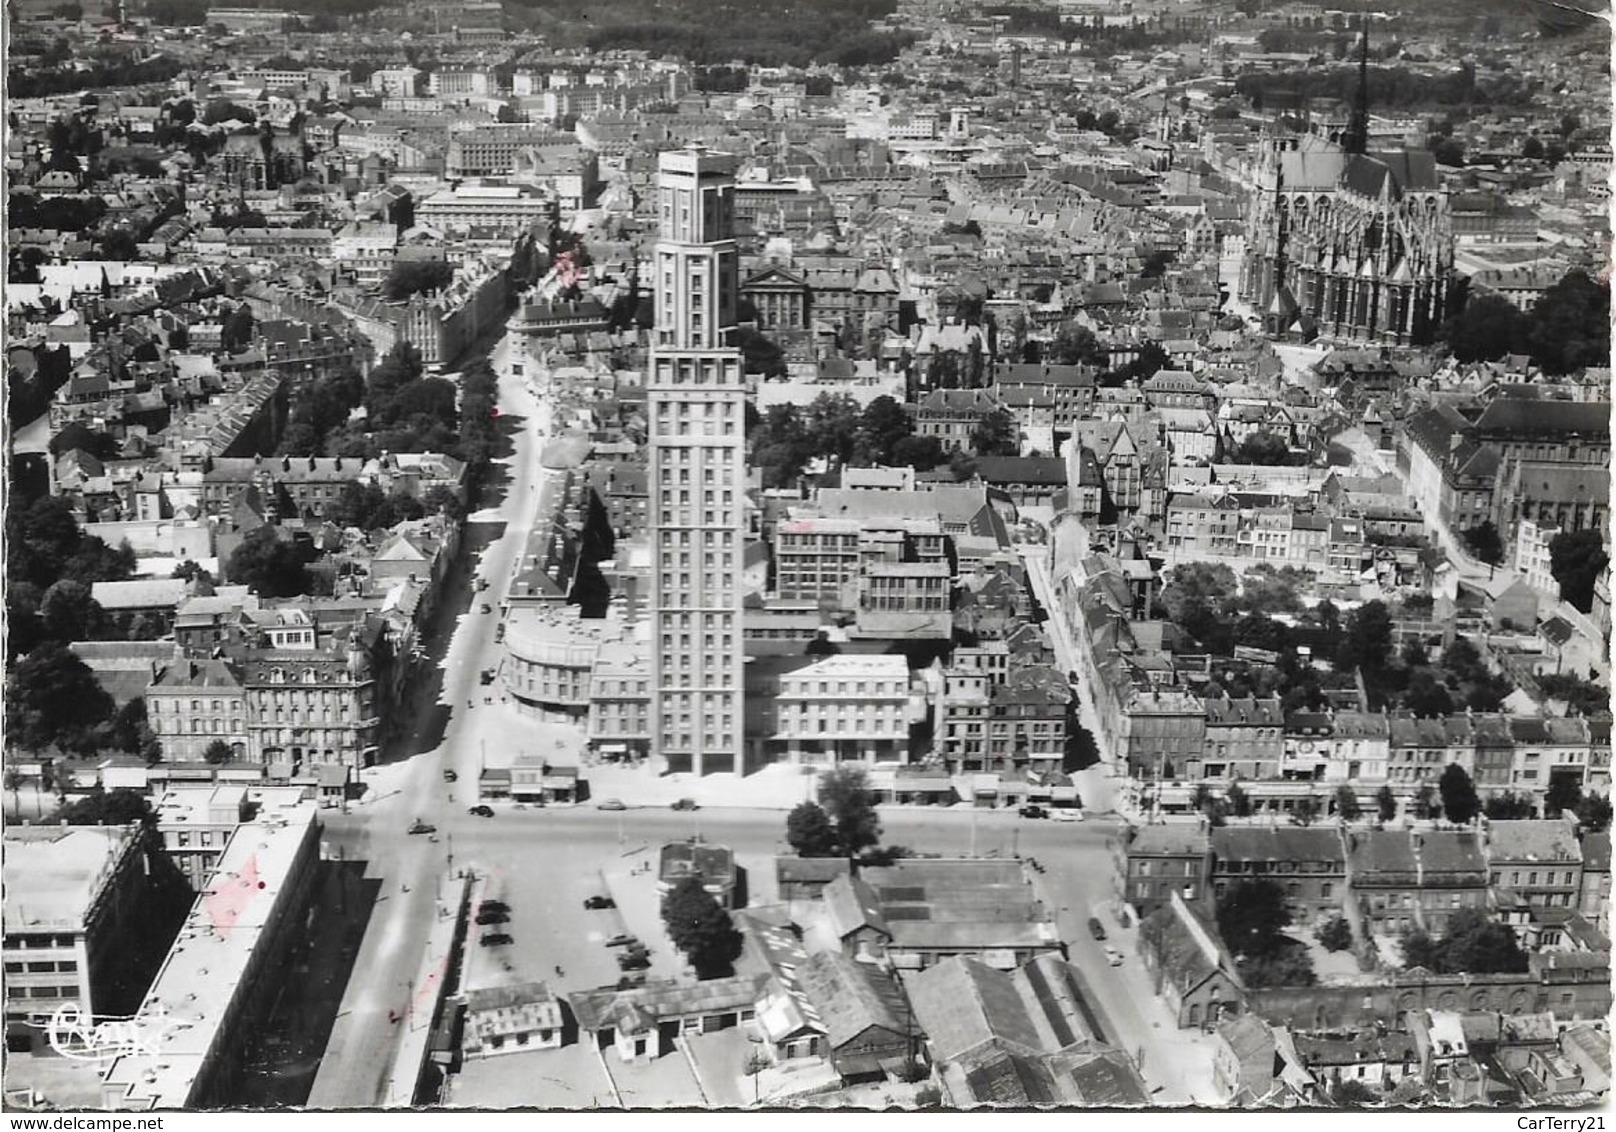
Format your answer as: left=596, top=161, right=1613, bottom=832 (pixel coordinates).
left=1214, top=878, right=1317, bottom=988
left=750, top=394, right=955, bottom=488
left=322, top=344, right=462, bottom=460
left=1401, top=907, right=1528, bottom=975
left=8, top=55, right=185, bottom=99
left=381, top=259, right=455, bottom=301
left=1233, top=61, right=1534, bottom=112
left=7, top=191, right=108, bottom=234
left=548, top=0, right=918, bottom=68
left=1231, top=429, right=1304, bottom=466
left=1441, top=269, right=1610, bottom=376
left=785, top=765, right=884, bottom=859
left=7, top=497, right=136, bottom=659
left=4, top=643, right=158, bottom=759
left=224, top=526, right=319, bottom=598
left=278, top=365, right=365, bottom=457
left=1535, top=671, right=1611, bottom=717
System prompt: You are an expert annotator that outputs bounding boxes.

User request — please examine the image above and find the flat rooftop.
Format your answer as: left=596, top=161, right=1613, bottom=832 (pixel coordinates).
left=3, top=826, right=143, bottom=935
left=99, top=805, right=321, bottom=1110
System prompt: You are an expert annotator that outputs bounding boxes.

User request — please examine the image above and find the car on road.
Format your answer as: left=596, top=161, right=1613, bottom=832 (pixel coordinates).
left=479, top=669, right=495, bottom=685
left=479, top=933, right=514, bottom=947
left=1087, top=917, right=1107, bottom=942
left=475, top=910, right=509, bottom=926
left=494, top=624, right=505, bottom=642
left=477, top=577, right=490, bottom=592
left=468, top=805, right=494, bottom=818
left=671, top=798, right=699, bottom=811
left=408, top=819, right=436, bottom=835
left=443, top=769, right=458, bottom=782
left=1103, top=945, right=1125, bottom=967
left=583, top=895, right=616, bottom=910
left=1049, top=808, right=1084, bottom=822
left=1018, top=804, right=1048, bottom=819
left=595, top=798, right=627, bottom=811
left=617, top=952, right=651, bottom=971
left=605, top=933, right=637, bottom=947
left=480, top=603, right=493, bottom=614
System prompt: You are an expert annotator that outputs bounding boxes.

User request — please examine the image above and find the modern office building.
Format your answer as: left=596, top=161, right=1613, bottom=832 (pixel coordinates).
left=647, top=148, right=746, bottom=775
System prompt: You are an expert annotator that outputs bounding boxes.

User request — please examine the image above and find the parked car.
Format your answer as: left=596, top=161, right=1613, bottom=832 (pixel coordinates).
left=616, top=974, right=647, bottom=990
left=478, top=900, right=509, bottom=915
left=494, top=624, right=505, bottom=642
left=617, top=953, right=651, bottom=971
left=583, top=896, right=616, bottom=910
left=1018, top=804, right=1048, bottom=819
left=468, top=805, right=494, bottom=818
left=1050, top=808, right=1084, bottom=822
left=479, top=933, right=514, bottom=947
left=595, top=798, right=627, bottom=811
left=479, top=669, right=495, bottom=685
left=605, top=933, right=637, bottom=948
left=408, top=819, right=436, bottom=835
left=1104, top=945, right=1125, bottom=967
left=1088, top=917, right=1107, bottom=942
left=671, top=798, right=699, bottom=811
left=475, top=910, right=509, bottom=926
left=442, top=769, right=458, bottom=782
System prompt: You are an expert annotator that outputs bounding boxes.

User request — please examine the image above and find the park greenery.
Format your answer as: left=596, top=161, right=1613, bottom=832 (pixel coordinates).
left=514, top=0, right=916, bottom=67
left=1401, top=907, right=1528, bottom=974
left=1214, top=878, right=1317, bottom=988
left=1442, top=269, right=1611, bottom=376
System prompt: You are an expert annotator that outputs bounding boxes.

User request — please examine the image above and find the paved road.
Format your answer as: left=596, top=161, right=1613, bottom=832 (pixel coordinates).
left=307, top=330, right=553, bottom=1107
left=1019, top=546, right=1122, bottom=815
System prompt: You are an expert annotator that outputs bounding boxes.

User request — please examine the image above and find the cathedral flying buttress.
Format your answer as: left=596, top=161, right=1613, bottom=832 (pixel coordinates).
left=1241, top=133, right=1456, bottom=346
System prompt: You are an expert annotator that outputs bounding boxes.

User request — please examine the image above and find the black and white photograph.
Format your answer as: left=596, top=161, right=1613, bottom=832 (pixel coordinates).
left=1, top=0, right=1612, bottom=1115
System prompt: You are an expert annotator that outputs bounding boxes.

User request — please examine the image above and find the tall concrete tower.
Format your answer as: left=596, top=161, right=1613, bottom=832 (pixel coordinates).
left=647, top=147, right=746, bottom=776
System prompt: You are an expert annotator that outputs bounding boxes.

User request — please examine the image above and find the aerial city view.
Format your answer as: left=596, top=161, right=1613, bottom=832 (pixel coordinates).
left=2, top=0, right=1612, bottom=1113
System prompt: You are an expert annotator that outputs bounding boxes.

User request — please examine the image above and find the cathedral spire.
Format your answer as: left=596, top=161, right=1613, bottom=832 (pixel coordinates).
left=1345, top=9, right=1370, bottom=156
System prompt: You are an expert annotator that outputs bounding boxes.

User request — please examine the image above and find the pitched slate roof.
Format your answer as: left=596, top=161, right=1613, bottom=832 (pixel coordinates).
left=908, top=957, right=1043, bottom=1062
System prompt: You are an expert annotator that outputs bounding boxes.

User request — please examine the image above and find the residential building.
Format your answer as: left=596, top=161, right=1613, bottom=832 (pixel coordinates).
left=1196, top=696, right=1285, bottom=782
left=1113, top=824, right=1212, bottom=919
left=3, top=826, right=152, bottom=1031
left=146, top=658, right=250, bottom=763
left=744, top=654, right=913, bottom=768
left=648, top=148, right=747, bottom=775
left=1486, top=820, right=1583, bottom=911
left=1211, top=827, right=1347, bottom=927
left=461, top=982, right=564, bottom=1057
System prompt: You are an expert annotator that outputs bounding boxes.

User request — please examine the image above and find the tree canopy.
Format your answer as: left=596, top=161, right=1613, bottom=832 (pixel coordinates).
left=1401, top=907, right=1527, bottom=974
left=1549, top=528, right=1609, bottom=613
left=817, top=765, right=883, bottom=858
left=1438, top=763, right=1480, bottom=825
left=785, top=801, right=840, bottom=858
left=5, top=642, right=116, bottom=754
left=661, top=875, right=743, bottom=979
left=1526, top=269, right=1610, bottom=376
left=225, top=526, right=314, bottom=598
left=1215, top=877, right=1292, bottom=958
